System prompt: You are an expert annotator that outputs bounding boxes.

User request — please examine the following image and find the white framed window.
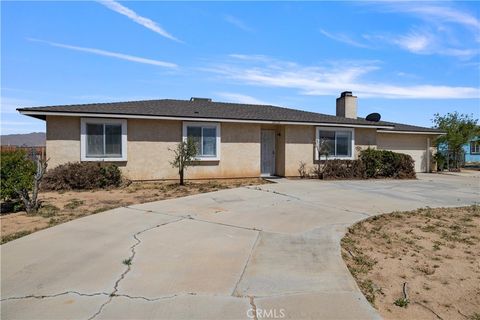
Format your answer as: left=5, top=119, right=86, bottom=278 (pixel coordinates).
left=315, top=127, right=355, bottom=160
left=471, top=141, right=480, bottom=154
left=80, top=118, right=127, bottom=161
left=182, top=122, right=221, bottom=161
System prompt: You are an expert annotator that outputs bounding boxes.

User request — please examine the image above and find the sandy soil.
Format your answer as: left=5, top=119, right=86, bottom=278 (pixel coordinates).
left=1, top=178, right=267, bottom=244
left=341, top=206, right=480, bottom=320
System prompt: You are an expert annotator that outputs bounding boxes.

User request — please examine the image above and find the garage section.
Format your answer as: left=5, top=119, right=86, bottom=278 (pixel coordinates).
left=377, top=133, right=430, bottom=172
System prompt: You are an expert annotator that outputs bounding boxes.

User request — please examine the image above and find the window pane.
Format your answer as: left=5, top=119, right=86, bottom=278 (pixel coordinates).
left=336, top=131, right=352, bottom=157
left=86, top=124, right=104, bottom=157
left=319, top=131, right=335, bottom=156
left=202, top=127, right=216, bottom=156
left=187, top=126, right=202, bottom=155
left=105, top=125, right=122, bottom=157
left=472, top=141, right=480, bottom=154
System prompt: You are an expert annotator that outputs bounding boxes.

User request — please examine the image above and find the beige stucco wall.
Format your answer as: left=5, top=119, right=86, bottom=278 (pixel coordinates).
left=283, top=125, right=316, bottom=176
left=377, top=133, right=436, bottom=172
left=46, top=116, right=81, bottom=168
left=45, top=116, right=261, bottom=180
left=355, top=128, right=377, bottom=156
left=186, top=122, right=261, bottom=180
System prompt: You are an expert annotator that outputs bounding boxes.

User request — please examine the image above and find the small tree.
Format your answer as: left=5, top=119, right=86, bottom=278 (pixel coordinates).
left=312, top=138, right=332, bottom=178
left=0, top=150, right=47, bottom=214
left=169, top=138, right=198, bottom=185
left=433, top=112, right=479, bottom=170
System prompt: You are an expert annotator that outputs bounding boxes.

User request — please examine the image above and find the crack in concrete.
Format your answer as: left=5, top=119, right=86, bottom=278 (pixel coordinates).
left=86, top=217, right=184, bottom=320
left=190, top=216, right=262, bottom=232
left=246, top=186, right=373, bottom=218
left=127, top=206, right=262, bottom=232
left=245, top=186, right=302, bottom=201
left=232, top=231, right=261, bottom=297
left=249, top=296, right=259, bottom=320
left=125, top=206, right=181, bottom=219
left=114, top=292, right=197, bottom=302
left=0, top=291, right=109, bottom=302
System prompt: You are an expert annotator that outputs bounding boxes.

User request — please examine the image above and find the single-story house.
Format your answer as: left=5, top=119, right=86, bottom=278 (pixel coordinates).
left=464, top=136, right=480, bottom=165
left=18, top=91, right=443, bottom=180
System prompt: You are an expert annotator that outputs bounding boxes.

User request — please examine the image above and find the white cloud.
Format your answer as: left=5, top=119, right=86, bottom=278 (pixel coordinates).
left=365, top=29, right=479, bottom=59
left=206, top=55, right=480, bottom=99
left=393, top=30, right=433, bottom=54
left=97, top=0, right=182, bottom=42
left=319, top=29, right=369, bottom=48
left=223, top=15, right=253, bottom=32
left=215, top=92, right=270, bottom=105
left=396, top=4, right=480, bottom=30
left=28, top=38, right=178, bottom=68
left=367, top=3, right=480, bottom=58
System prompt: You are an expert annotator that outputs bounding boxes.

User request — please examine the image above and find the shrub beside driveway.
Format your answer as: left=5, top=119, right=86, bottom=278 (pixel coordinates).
left=341, top=205, right=480, bottom=320
left=0, top=178, right=267, bottom=244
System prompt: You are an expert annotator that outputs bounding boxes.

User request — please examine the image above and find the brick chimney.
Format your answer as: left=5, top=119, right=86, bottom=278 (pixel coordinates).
left=336, top=91, right=357, bottom=119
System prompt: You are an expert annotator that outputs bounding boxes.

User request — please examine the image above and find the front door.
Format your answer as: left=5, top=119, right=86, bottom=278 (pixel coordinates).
left=261, top=130, right=276, bottom=176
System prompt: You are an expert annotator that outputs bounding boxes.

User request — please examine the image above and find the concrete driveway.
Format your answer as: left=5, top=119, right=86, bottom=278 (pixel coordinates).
left=1, top=174, right=478, bottom=320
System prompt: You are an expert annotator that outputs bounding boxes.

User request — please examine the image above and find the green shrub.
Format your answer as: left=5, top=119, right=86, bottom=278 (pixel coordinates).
left=42, top=162, right=122, bottom=191
left=393, top=297, right=409, bottom=308
left=0, top=150, right=36, bottom=201
left=360, top=148, right=415, bottom=179
left=434, top=152, right=446, bottom=171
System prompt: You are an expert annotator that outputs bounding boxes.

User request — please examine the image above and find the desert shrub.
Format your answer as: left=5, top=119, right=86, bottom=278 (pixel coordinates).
left=298, top=161, right=308, bottom=178
left=321, top=160, right=366, bottom=180
left=42, top=162, right=122, bottom=190
left=0, top=150, right=36, bottom=201
left=360, top=148, right=415, bottom=179
left=38, top=204, right=60, bottom=217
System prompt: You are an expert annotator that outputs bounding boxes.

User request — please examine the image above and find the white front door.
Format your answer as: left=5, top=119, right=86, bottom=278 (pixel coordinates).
left=261, top=130, right=276, bottom=176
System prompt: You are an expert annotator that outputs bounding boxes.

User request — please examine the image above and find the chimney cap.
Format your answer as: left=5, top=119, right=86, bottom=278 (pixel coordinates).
left=190, top=97, right=212, bottom=102
left=340, top=91, right=353, bottom=97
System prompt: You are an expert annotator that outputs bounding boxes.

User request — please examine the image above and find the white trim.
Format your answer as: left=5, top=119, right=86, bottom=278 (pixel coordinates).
left=315, top=126, right=355, bottom=160
left=19, top=110, right=395, bottom=129
left=80, top=118, right=127, bottom=161
left=182, top=121, right=221, bottom=161
left=377, top=130, right=443, bottom=135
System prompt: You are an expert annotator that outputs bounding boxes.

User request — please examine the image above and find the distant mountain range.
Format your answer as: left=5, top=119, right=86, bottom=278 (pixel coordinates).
left=0, top=132, right=46, bottom=146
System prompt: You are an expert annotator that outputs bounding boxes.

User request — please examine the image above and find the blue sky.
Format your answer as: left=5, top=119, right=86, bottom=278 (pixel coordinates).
left=1, top=1, right=479, bottom=134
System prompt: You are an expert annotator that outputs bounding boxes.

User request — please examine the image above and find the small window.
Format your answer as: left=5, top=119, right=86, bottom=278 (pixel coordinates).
left=471, top=141, right=480, bottom=154
left=316, top=127, right=354, bottom=159
left=81, top=118, right=127, bottom=161
left=183, top=122, right=220, bottom=160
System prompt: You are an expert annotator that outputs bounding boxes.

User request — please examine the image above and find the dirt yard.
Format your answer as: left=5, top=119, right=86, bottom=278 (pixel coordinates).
left=341, top=206, right=480, bottom=320
left=1, top=178, right=267, bottom=244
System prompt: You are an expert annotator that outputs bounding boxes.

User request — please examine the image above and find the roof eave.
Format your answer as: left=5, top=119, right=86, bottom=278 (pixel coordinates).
left=377, top=129, right=445, bottom=135
left=18, top=110, right=396, bottom=129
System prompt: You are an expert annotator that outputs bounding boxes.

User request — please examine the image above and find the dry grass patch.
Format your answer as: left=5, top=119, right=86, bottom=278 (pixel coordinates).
left=341, top=205, right=480, bottom=320
left=1, top=178, right=267, bottom=244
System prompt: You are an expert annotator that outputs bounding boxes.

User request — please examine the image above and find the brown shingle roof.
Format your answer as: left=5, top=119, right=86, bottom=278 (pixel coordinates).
left=18, top=98, right=443, bottom=133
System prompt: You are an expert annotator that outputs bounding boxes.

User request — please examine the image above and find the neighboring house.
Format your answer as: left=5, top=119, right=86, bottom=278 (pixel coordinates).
left=464, top=137, right=480, bottom=164
left=18, top=91, right=443, bottom=180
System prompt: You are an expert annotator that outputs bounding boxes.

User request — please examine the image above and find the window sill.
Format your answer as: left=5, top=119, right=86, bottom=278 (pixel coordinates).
left=81, top=157, right=127, bottom=162
left=193, top=156, right=220, bottom=161
left=318, top=156, right=354, bottom=160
